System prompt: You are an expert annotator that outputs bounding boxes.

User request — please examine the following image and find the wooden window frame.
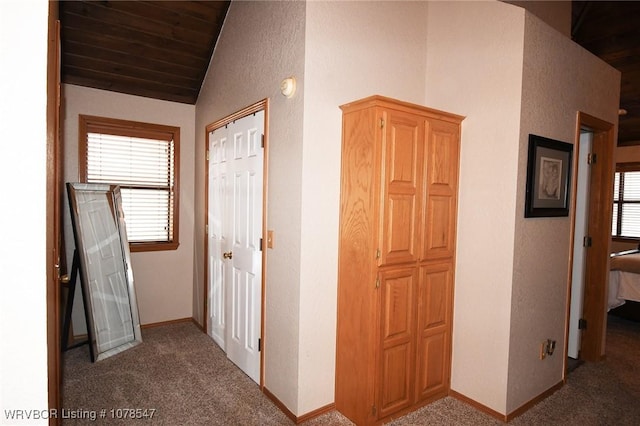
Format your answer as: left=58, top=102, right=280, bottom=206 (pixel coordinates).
left=612, top=162, right=640, bottom=243
left=79, top=115, right=180, bottom=252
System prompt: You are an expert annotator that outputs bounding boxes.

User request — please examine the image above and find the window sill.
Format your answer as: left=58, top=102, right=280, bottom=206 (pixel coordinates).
left=612, top=236, right=640, bottom=242
left=130, top=241, right=179, bottom=252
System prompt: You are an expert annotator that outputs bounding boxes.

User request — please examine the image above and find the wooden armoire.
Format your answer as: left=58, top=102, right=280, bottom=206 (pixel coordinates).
left=335, top=96, right=463, bottom=425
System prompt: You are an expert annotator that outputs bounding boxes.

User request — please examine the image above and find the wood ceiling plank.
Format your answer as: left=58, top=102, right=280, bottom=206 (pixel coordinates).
left=60, top=2, right=213, bottom=57
left=151, top=0, right=230, bottom=22
left=64, top=68, right=199, bottom=104
left=60, top=1, right=218, bottom=45
left=95, top=1, right=222, bottom=38
left=62, top=28, right=207, bottom=73
left=63, top=53, right=200, bottom=90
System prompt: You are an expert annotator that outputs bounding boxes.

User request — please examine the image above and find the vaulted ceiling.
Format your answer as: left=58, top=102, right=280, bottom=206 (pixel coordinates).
left=59, top=1, right=639, bottom=144
left=59, top=1, right=230, bottom=104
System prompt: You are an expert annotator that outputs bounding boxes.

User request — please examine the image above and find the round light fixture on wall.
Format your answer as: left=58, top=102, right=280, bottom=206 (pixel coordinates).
left=280, top=77, right=296, bottom=98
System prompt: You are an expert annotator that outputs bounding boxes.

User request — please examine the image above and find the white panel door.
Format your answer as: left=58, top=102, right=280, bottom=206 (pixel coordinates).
left=76, top=191, right=134, bottom=353
left=207, top=126, right=229, bottom=349
left=208, top=110, right=264, bottom=384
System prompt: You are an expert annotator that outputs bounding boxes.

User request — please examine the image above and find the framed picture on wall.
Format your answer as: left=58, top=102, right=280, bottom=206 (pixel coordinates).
left=525, top=134, right=573, bottom=217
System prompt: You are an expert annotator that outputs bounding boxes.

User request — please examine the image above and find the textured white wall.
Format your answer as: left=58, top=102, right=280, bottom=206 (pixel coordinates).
left=63, top=85, right=196, bottom=327
left=0, top=0, right=49, bottom=422
left=425, top=1, right=525, bottom=414
left=425, top=0, right=619, bottom=415
left=301, top=1, right=429, bottom=413
left=505, top=1, right=571, bottom=37
left=195, top=0, right=430, bottom=415
left=194, top=0, right=306, bottom=414
left=509, top=12, right=620, bottom=412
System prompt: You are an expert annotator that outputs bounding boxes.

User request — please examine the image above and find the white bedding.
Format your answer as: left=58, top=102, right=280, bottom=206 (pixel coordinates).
left=608, top=269, right=640, bottom=310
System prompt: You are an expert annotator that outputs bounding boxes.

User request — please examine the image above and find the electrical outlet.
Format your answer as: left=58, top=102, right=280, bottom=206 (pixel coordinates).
left=539, top=342, right=547, bottom=360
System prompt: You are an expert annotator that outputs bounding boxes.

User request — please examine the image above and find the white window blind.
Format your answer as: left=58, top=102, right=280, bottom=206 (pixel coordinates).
left=613, top=169, right=640, bottom=238
left=86, top=132, right=175, bottom=243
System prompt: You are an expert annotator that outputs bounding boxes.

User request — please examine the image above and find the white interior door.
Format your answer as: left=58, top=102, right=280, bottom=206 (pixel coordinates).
left=208, top=126, right=228, bottom=348
left=568, top=130, right=593, bottom=359
left=76, top=191, right=134, bottom=353
left=208, top=110, right=264, bottom=384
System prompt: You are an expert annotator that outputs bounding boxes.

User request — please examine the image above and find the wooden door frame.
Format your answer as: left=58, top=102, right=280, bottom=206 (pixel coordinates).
left=203, top=99, right=269, bottom=388
left=565, top=111, right=615, bottom=368
left=47, top=2, right=62, bottom=424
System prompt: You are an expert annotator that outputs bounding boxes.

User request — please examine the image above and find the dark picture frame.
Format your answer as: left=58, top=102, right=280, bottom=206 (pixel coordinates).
left=525, top=134, right=573, bottom=218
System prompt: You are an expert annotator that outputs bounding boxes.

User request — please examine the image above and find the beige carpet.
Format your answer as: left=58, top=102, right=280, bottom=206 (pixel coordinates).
left=63, top=315, right=640, bottom=425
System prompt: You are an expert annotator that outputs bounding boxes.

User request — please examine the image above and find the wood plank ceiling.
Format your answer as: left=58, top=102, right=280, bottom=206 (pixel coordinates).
left=59, top=1, right=639, bottom=145
left=59, top=1, right=230, bottom=104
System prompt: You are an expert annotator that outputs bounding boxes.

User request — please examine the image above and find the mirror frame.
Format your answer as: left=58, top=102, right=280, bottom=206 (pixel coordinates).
left=67, top=182, right=142, bottom=361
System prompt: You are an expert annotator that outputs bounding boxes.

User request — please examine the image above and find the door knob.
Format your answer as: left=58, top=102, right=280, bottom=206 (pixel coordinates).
left=223, top=251, right=233, bottom=259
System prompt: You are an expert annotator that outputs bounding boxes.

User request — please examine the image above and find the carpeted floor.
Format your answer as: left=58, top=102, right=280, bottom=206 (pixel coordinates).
left=63, top=315, right=640, bottom=425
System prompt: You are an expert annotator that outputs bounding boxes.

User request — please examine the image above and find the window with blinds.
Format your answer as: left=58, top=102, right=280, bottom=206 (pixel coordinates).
left=79, top=115, right=180, bottom=251
left=613, top=163, right=640, bottom=239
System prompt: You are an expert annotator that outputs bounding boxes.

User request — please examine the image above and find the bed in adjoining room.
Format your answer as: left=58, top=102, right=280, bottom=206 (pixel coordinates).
left=609, top=250, right=640, bottom=321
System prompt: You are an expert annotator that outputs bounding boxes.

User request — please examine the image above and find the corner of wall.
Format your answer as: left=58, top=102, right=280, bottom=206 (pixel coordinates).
left=425, top=1, right=526, bottom=414
left=507, top=9, right=620, bottom=413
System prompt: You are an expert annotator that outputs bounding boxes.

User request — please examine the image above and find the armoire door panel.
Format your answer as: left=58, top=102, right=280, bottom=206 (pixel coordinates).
left=415, top=332, right=448, bottom=400
left=418, top=264, right=451, bottom=329
left=424, top=195, right=454, bottom=259
left=426, top=120, right=459, bottom=190
left=415, top=263, right=452, bottom=401
left=388, top=123, right=419, bottom=185
left=381, top=269, right=416, bottom=342
left=379, top=110, right=424, bottom=266
left=379, top=343, right=413, bottom=417
left=383, top=194, right=417, bottom=263
left=422, top=119, right=459, bottom=261
left=378, top=267, right=417, bottom=419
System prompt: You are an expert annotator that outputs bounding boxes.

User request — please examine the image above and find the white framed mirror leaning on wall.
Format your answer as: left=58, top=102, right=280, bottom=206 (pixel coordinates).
left=67, top=182, right=142, bottom=362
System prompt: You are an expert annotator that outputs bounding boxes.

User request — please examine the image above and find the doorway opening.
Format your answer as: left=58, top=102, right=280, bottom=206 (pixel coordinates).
left=565, top=112, right=615, bottom=374
left=203, top=99, right=269, bottom=387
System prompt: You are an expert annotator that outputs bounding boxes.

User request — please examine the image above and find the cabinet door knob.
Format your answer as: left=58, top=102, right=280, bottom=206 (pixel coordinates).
left=223, top=251, right=233, bottom=259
